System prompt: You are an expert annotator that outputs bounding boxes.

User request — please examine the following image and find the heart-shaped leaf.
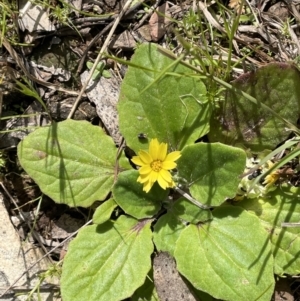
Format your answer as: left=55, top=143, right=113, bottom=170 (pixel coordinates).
left=112, top=170, right=167, bottom=219
left=177, top=143, right=246, bottom=206
left=174, top=206, right=274, bottom=301
left=18, top=120, right=116, bottom=207
left=172, top=197, right=212, bottom=224
left=236, top=185, right=300, bottom=275
left=153, top=211, right=185, bottom=256
left=61, top=215, right=153, bottom=301
left=209, top=63, right=300, bottom=151
left=118, top=43, right=211, bottom=151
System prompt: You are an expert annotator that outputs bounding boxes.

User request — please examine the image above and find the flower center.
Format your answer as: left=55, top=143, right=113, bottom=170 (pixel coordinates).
left=151, top=160, right=162, bottom=172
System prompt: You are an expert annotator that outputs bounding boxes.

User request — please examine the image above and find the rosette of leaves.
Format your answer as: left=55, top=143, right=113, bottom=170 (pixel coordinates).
left=17, top=44, right=299, bottom=301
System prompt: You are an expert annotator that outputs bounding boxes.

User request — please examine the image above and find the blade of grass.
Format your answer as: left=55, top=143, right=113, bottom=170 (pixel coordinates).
left=14, top=77, right=52, bottom=121
left=250, top=138, right=300, bottom=189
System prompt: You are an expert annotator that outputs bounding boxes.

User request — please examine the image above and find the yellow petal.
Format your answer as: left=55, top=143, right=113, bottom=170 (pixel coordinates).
left=263, top=173, right=279, bottom=186
left=157, top=142, right=168, bottom=161
left=131, top=156, right=145, bottom=166
left=139, top=150, right=153, bottom=164
left=162, top=161, right=177, bottom=170
left=149, top=139, right=160, bottom=160
left=168, top=179, right=176, bottom=188
left=137, top=174, right=150, bottom=183
left=157, top=174, right=168, bottom=189
left=159, top=169, right=172, bottom=182
left=165, top=151, right=181, bottom=162
left=149, top=170, right=158, bottom=183
left=143, top=180, right=154, bottom=193
left=139, top=165, right=152, bottom=175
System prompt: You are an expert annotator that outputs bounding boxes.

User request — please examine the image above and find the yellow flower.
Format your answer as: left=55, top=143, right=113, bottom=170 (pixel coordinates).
left=131, top=138, right=181, bottom=193
left=261, top=161, right=277, bottom=188
left=263, top=172, right=280, bottom=189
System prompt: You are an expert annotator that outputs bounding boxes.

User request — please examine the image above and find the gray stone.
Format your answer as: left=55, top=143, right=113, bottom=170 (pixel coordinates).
left=0, top=192, right=59, bottom=300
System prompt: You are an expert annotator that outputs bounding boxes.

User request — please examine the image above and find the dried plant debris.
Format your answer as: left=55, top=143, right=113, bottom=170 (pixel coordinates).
left=18, top=0, right=54, bottom=32
left=80, top=70, right=122, bottom=144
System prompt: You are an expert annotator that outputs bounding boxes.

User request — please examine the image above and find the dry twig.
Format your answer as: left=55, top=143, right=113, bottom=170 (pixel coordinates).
left=68, top=0, right=136, bottom=119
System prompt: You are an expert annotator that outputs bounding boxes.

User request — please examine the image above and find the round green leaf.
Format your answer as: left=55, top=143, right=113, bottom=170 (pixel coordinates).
left=177, top=143, right=246, bottom=206
left=174, top=206, right=274, bottom=301
left=17, top=120, right=117, bottom=207
left=209, top=63, right=300, bottom=151
left=153, top=211, right=185, bottom=256
left=118, top=43, right=211, bottom=151
left=61, top=215, right=153, bottom=301
left=93, top=198, right=117, bottom=224
left=237, top=185, right=300, bottom=275
left=172, top=197, right=212, bottom=224
left=112, top=170, right=167, bottom=219
left=153, top=198, right=212, bottom=256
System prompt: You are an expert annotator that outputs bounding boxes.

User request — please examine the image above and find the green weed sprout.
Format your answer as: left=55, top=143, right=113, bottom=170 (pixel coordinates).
left=86, top=61, right=112, bottom=80
left=20, top=263, right=61, bottom=301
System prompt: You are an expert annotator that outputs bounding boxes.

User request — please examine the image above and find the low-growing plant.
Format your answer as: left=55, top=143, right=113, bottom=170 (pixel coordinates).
left=86, top=61, right=111, bottom=80
left=19, top=263, right=61, bottom=301
left=17, top=43, right=300, bottom=301
left=0, top=0, right=18, bottom=45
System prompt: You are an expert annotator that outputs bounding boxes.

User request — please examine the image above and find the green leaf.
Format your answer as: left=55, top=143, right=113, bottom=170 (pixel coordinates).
left=153, top=198, right=212, bottom=256
left=191, top=288, right=214, bottom=301
left=209, top=63, right=300, bottom=151
left=15, top=77, right=49, bottom=115
left=174, top=206, right=274, bottom=301
left=86, top=61, right=107, bottom=80
left=61, top=215, right=153, bottom=301
left=92, top=70, right=101, bottom=80
left=112, top=170, right=167, bottom=219
left=172, top=197, right=212, bottom=224
left=236, top=185, right=300, bottom=275
left=118, top=43, right=211, bottom=151
left=17, top=120, right=116, bottom=207
left=93, top=198, right=117, bottom=224
left=153, top=211, right=185, bottom=256
left=86, top=61, right=93, bottom=69
left=102, top=70, right=112, bottom=78
left=131, top=269, right=159, bottom=301
left=177, top=143, right=246, bottom=206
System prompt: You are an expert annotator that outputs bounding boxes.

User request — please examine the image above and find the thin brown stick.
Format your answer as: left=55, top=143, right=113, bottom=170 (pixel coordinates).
left=67, top=0, right=135, bottom=119
left=77, top=0, right=146, bottom=74
left=0, top=93, right=2, bottom=120
left=174, top=186, right=212, bottom=210
left=281, top=222, right=300, bottom=228
left=114, top=137, right=125, bottom=182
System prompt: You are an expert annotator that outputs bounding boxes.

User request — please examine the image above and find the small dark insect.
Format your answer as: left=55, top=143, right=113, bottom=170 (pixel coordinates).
left=248, top=169, right=262, bottom=180
left=138, top=133, right=147, bottom=139
left=240, top=187, right=247, bottom=193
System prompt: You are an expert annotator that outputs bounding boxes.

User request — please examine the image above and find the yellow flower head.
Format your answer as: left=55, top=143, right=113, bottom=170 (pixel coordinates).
left=263, top=172, right=280, bottom=188
left=131, top=138, right=181, bottom=193
left=262, top=161, right=280, bottom=189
